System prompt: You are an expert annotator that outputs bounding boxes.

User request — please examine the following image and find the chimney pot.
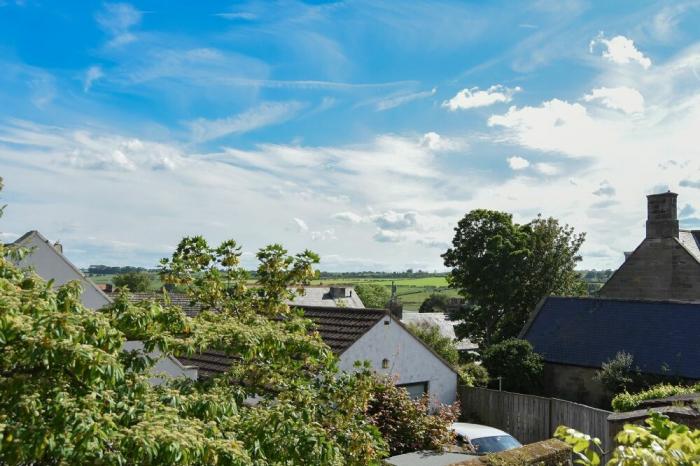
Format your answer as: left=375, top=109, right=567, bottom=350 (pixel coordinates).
left=53, top=241, right=63, bottom=254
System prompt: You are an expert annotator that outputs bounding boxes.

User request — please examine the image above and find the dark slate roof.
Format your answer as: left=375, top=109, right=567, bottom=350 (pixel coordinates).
left=116, top=293, right=390, bottom=378
left=520, top=296, right=700, bottom=379
left=176, top=350, right=235, bottom=379
left=296, top=306, right=388, bottom=354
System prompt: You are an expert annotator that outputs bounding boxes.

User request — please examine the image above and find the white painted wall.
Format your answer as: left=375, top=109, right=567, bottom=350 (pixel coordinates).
left=124, top=341, right=198, bottom=384
left=339, top=316, right=457, bottom=406
left=15, top=231, right=111, bottom=309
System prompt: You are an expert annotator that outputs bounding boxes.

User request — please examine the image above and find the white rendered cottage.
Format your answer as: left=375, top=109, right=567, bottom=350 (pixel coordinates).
left=178, top=306, right=459, bottom=406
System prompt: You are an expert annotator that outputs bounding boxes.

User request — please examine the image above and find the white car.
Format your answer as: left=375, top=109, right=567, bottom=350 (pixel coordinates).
left=450, top=423, right=522, bottom=455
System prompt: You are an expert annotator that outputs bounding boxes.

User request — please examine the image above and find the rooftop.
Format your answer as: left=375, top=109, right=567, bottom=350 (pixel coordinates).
left=521, top=296, right=700, bottom=378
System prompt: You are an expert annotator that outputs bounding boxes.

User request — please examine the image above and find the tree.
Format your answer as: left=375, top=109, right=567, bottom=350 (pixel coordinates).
left=366, top=376, right=459, bottom=456
left=355, top=283, right=391, bottom=308
left=481, top=338, right=543, bottom=394
left=113, top=270, right=153, bottom=291
left=419, top=293, right=448, bottom=313
left=0, top=232, right=389, bottom=464
left=406, top=323, right=459, bottom=366
left=443, top=210, right=586, bottom=346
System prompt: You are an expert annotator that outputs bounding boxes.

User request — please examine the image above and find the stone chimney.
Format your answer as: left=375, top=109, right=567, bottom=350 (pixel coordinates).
left=646, top=192, right=679, bottom=239
left=53, top=240, right=63, bottom=254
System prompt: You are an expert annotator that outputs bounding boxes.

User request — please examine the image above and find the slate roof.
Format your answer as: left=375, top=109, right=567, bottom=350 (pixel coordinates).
left=520, top=296, right=700, bottom=379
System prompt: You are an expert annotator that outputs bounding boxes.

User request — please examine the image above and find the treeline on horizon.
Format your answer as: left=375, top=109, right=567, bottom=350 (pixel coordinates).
left=85, top=264, right=614, bottom=283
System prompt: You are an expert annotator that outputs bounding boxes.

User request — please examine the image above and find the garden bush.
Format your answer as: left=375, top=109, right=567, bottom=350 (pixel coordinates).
left=611, top=382, right=700, bottom=412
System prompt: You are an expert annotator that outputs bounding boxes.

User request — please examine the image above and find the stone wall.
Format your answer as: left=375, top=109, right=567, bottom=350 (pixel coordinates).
left=599, top=237, right=700, bottom=301
left=455, top=439, right=572, bottom=466
left=542, top=363, right=608, bottom=409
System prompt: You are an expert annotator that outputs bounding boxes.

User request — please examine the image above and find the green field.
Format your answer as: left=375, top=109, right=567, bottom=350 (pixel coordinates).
left=86, top=273, right=455, bottom=311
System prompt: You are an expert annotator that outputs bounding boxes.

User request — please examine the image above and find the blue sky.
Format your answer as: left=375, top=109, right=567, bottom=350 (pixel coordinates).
left=2, top=0, right=700, bottom=271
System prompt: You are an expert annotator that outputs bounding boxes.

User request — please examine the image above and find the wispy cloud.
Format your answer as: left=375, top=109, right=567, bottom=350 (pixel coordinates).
left=96, top=3, right=142, bottom=47
left=83, top=65, right=104, bottom=92
left=375, top=87, right=436, bottom=111
left=583, top=86, right=645, bottom=115
left=186, top=101, right=305, bottom=142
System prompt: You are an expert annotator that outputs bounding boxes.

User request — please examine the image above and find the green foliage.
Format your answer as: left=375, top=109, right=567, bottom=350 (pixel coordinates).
left=555, top=412, right=700, bottom=465
left=443, top=210, right=586, bottom=346
left=594, top=351, right=641, bottom=395
left=354, top=283, right=391, bottom=309
left=113, top=270, right=153, bottom=291
left=419, top=293, right=448, bottom=313
left=459, top=362, right=490, bottom=388
left=406, top=323, right=459, bottom=366
left=612, top=383, right=700, bottom=412
left=366, top=376, right=459, bottom=456
left=481, top=338, right=543, bottom=394
left=0, top=230, right=389, bottom=464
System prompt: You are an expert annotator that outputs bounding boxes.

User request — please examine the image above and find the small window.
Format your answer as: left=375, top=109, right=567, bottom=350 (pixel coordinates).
left=381, top=358, right=389, bottom=369
left=396, top=381, right=429, bottom=399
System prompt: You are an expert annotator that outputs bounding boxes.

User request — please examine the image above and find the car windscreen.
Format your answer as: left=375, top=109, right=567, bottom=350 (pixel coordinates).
left=470, top=435, right=521, bottom=454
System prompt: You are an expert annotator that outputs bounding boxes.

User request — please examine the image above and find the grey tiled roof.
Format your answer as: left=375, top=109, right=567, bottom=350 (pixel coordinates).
left=521, top=296, right=700, bottom=379
left=287, top=286, right=365, bottom=308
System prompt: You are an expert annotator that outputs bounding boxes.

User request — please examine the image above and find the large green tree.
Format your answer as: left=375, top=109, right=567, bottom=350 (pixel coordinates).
left=443, top=210, right=586, bottom=346
left=0, top=232, right=388, bottom=465
left=113, top=270, right=153, bottom=291
left=354, top=283, right=391, bottom=309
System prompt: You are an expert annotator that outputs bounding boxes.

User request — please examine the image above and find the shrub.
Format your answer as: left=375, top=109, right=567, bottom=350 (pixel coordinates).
left=367, top=376, right=459, bottom=456
left=354, top=283, right=391, bottom=308
left=481, top=338, right=543, bottom=394
left=407, top=323, right=459, bottom=366
left=556, top=412, right=700, bottom=465
left=459, top=362, right=490, bottom=387
left=594, top=351, right=641, bottom=394
left=611, top=382, right=700, bottom=412
left=419, top=293, right=448, bottom=313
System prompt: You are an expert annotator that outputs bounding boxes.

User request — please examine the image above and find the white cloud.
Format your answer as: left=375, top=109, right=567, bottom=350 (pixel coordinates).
left=593, top=180, right=616, bottom=197
left=443, top=85, right=521, bottom=111
left=590, top=34, right=652, bottom=69
left=507, top=156, right=530, bottom=170
left=83, top=66, right=104, bottom=92
left=419, top=132, right=465, bottom=152
left=534, top=162, right=559, bottom=175
left=331, top=211, right=364, bottom=223
left=96, top=3, right=142, bottom=47
left=371, top=211, right=418, bottom=230
left=310, top=229, right=336, bottom=241
left=293, top=218, right=309, bottom=232
left=373, top=229, right=403, bottom=243
left=187, top=102, right=304, bottom=142
left=583, top=86, right=645, bottom=114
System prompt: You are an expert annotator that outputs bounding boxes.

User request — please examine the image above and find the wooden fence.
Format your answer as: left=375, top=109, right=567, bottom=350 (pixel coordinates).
left=459, top=387, right=613, bottom=461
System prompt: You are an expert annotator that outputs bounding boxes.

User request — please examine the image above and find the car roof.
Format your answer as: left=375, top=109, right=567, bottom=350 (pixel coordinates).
left=383, top=451, right=477, bottom=466
left=450, top=423, right=511, bottom=439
